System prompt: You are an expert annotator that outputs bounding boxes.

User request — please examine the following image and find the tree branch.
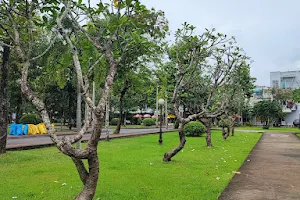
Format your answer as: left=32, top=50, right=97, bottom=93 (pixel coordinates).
left=30, top=35, right=57, bottom=61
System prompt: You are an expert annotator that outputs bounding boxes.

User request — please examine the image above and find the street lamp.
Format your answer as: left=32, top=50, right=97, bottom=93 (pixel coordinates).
left=158, top=98, right=165, bottom=144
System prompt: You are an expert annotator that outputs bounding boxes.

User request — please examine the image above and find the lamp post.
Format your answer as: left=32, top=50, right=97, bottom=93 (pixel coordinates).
left=158, top=98, right=165, bottom=144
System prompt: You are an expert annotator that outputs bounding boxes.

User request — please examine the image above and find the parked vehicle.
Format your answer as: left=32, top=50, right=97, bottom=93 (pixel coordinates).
left=293, top=119, right=300, bottom=127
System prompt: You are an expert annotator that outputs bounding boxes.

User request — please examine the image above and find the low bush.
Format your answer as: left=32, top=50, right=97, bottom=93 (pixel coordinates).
left=143, top=118, right=156, bottom=126
left=136, top=118, right=142, bottom=125
left=263, top=125, right=269, bottom=129
left=184, top=121, right=206, bottom=136
left=243, top=121, right=252, bottom=127
left=110, top=118, right=120, bottom=125
left=19, top=114, right=42, bottom=125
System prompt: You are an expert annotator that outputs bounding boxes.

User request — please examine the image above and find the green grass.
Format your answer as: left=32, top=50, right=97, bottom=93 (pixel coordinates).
left=0, top=131, right=261, bottom=200
left=296, top=134, right=300, bottom=137
left=235, top=126, right=300, bottom=133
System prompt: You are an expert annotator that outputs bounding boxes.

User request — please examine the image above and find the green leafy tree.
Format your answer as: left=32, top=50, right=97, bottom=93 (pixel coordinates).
left=1, top=0, right=167, bottom=198
left=292, top=88, right=300, bottom=103
left=252, top=100, right=284, bottom=129
left=163, top=23, right=251, bottom=161
left=271, top=88, right=292, bottom=103
left=0, top=44, right=10, bottom=154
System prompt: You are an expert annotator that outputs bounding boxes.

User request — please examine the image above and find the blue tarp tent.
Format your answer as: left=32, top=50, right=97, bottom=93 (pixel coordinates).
left=22, top=124, right=28, bottom=135
left=9, top=124, right=16, bottom=135
left=16, top=124, right=23, bottom=136
left=9, top=124, right=28, bottom=135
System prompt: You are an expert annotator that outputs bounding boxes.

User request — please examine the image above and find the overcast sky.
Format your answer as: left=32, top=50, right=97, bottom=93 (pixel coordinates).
left=91, top=0, right=300, bottom=86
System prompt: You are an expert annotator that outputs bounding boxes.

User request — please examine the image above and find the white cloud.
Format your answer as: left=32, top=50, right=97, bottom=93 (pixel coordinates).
left=88, top=0, right=300, bottom=86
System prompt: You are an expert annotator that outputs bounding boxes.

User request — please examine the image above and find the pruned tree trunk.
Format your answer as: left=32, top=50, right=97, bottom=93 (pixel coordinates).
left=114, top=83, right=130, bottom=134
left=206, top=124, right=212, bottom=147
left=0, top=45, right=10, bottom=155
left=163, top=122, right=186, bottom=161
left=114, top=101, right=123, bottom=134
left=74, top=148, right=99, bottom=200
left=200, top=118, right=213, bottom=147
left=222, top=125, right=229, bottom=140
left=231, top=124, right=235, bottom=136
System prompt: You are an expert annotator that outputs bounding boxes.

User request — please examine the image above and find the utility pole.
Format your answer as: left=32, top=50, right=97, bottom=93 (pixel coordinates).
left=165, top=95, right=168, bottom=130
left=76, top=83, right=82, bottom=149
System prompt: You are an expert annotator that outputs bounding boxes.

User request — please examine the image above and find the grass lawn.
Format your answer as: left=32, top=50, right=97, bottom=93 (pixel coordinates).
left=235, top=126, right=300, bottom=133
left=0, top=131, right=261, bottom=200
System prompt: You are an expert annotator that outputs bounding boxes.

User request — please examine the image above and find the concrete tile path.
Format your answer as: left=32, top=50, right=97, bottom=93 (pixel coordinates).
left=219, top=132, right=300, bottom=200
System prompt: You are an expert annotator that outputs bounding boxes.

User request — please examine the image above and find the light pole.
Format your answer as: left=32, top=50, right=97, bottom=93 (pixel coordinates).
left=158, top=98, right=165, bottom=144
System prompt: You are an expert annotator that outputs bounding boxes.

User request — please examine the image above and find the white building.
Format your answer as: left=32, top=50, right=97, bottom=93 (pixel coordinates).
left=270, top=70, right=300, bottom=89
left=249, top=86, right=299, bottom=126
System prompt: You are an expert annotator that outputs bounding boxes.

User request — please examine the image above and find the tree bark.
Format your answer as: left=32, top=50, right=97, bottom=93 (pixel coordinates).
left=222, top=125, right=229, bottom=140
left=0, top=45, right=10, bottom=155
left=206, top=124, right=212, bottom=147
left=163, top=123, right=186, bottom=161
left=114, top=99, right=123, bottom=134
left=74, top=151, right=99, bottom=200
left=231, top=121, right=235, bottom=136
left=114, top=83, right=130, bottom=134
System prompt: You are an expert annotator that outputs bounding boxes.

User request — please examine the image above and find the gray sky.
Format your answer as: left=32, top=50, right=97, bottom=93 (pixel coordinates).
left=91, top=0, right=300, bottom=86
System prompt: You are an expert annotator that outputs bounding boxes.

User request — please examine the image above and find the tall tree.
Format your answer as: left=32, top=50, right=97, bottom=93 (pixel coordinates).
left=112, top=65, right=156, bottom=134
left=163, top=23, right=251, bottom=161
left=252, top=100, right=284, bottom=129
left=0, top=44, right=10, bottom=154
left=1, top=0, right=167, bottom=199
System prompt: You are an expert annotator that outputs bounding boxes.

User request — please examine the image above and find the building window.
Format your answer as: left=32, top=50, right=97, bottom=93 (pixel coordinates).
left=272, top=80, right=279, bottom=88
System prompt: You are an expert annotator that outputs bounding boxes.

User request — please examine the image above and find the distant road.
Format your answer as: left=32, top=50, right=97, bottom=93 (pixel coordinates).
left=6, top=128, right=174, bottom=150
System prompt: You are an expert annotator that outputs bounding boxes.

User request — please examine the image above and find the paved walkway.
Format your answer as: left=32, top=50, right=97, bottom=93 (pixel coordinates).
left=7, top=128, right=173, bottom=150
left=219, top=132, right=300, bottom=200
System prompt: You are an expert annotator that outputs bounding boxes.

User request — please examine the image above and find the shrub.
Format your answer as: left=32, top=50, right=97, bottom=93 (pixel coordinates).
left=19, top=114, right=42, bottom=125
left=143, top=118, right=156, bottom=126
left=263, top=125, right=269, bottom=129
left=110, top=118, right=119, bottom=125
left=136, top=118, right=142, bottom=125
left=244, top=121, right=252, bottom=127
left=218, top=119, right=231, bottom=127
left=184, top=121, right=206, bottom=136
